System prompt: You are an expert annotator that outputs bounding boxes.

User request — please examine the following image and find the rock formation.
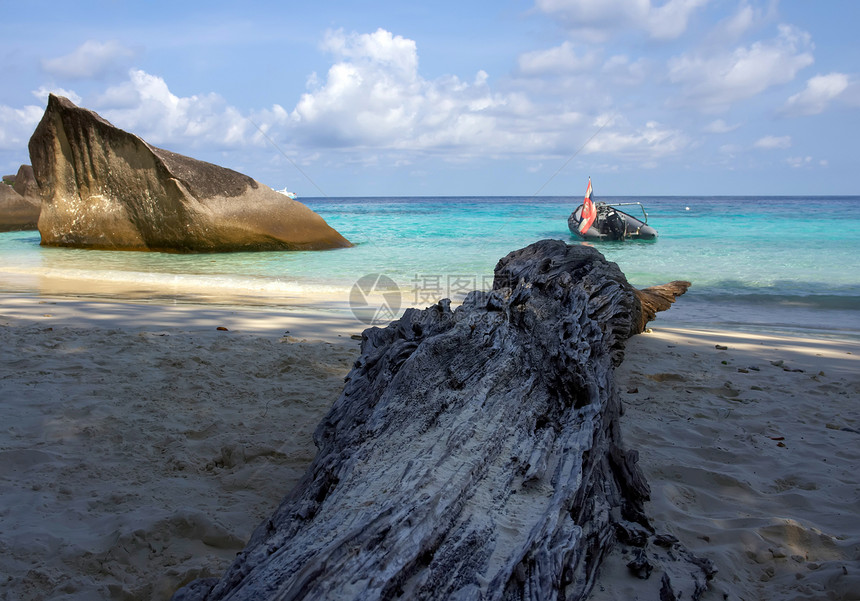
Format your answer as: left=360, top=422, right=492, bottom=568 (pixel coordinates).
left=173, top=240, right=711, bottom=601
left=0, top=165, right=41, bottom=231
left=27, top=95, right=351, bottom=252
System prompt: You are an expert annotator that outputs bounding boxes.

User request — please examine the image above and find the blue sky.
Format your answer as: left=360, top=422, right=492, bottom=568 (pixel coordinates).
left=1, top=0, right=858, bottom=196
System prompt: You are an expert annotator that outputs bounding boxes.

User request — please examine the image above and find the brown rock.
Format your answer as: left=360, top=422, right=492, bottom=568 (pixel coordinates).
left=12, top=165, right=40, bottom=199
left=28, top=94, right=351, bottom=252
left=0, top=165, right=41, bottom=232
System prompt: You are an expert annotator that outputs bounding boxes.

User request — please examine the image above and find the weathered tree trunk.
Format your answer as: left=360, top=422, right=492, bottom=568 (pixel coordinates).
left=174, top=240, right=712, bottom=601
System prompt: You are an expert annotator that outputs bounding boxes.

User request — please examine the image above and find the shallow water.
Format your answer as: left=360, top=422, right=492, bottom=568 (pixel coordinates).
left=2, top=195, right=858, bottom=337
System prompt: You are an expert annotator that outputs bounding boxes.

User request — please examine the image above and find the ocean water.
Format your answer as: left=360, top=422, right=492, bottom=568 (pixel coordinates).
left=1, top=196, right=858, bottom=338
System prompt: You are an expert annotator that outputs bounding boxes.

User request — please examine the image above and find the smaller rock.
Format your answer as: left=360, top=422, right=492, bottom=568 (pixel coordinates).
left=653, top=533, right=679, bottom=547
left=0, top=165, right=41, bottom=232
left=614, top=521, right=650, bottom=547
left=626, top=549, right=654, bottom=579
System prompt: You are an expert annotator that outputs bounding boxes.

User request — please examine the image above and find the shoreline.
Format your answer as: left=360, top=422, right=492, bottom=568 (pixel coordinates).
left=1, top=293, right=858, bottom=600
left=4, top=289, right=860, bottom=343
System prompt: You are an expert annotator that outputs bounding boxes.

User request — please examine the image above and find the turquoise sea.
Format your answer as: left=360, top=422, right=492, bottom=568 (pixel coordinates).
left=1, top=196, right=859, bottom=338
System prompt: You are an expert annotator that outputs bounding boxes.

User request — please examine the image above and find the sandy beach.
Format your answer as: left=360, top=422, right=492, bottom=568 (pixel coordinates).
left=1, top=294, right=858, bottom=600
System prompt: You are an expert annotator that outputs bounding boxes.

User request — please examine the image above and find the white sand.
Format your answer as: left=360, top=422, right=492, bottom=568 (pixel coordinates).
left=0, top=296, right=362, bottom=600
left=595, top=326, right=860, bottom=601
left=1, top=295, right=858, bottom=600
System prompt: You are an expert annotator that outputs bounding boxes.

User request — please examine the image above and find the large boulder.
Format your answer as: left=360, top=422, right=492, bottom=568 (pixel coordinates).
left=0, top=165, right=41, bottom=232
left=27, top=95, right=351, bottom=252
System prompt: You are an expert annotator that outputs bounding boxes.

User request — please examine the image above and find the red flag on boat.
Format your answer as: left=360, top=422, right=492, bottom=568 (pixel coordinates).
left=579, top=178, right=596, bottom=233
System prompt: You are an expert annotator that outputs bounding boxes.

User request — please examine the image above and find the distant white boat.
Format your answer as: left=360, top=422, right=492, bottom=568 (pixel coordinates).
left=276, top=188, right=297, bottom=200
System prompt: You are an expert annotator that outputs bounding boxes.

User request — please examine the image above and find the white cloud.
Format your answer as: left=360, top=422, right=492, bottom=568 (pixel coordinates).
left=601, top=55, right=649, bottom=86
left=534, top=0, right=711, bottom=40
left=704, top=119, right=739, bottom=133
left=287, top=29, right=688, bottom=162
left=786, top=155, right=813, bottom=168
left=321, top=28, right=418, bottom=78
left=754, top=135, right=791, bottom=149
left=707, top=1, right=774, bottom=43
left=585, top=119, right=689, bottom=159
left=0, top=104, right=45, bottom=151
left=41, top=40, right=136, bottom=80
left=289, top=28, right=573, bottom=154
left=290, top=29, right=425, bottom=147
left=8, top=27, right=701, bottom=177
left=517, top=41, right=597, bottom=76
left=0, top=87, right=82, bottom=154
left=74, top=33, right=585, bottom=160
left=32, top=86, right=82, bottom=106
left=647, top=0, right=712, bottom=40
left=782, top=72, right=849, bottom=116
left=96, top=70, right=251, bottom=149
left=667, top=24, right=814, bottom=112
left=717, top=3, right=756, bottom=39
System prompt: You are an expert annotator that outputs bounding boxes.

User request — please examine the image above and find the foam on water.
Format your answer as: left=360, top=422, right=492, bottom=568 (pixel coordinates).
left=2, top=196, right=858, bottom=336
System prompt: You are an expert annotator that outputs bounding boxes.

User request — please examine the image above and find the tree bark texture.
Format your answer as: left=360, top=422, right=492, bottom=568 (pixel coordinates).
left=174, top=240, right=712, bottom=601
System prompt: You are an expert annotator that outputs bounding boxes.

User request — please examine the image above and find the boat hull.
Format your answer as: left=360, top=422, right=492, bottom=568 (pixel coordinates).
left=568, top=204, right=657, bottom=241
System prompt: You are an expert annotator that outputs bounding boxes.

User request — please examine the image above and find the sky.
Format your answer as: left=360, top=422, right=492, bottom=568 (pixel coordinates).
left=1, top=0, right=858, bottom=197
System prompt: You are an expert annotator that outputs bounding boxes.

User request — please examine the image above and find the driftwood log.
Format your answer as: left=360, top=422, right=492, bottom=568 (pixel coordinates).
left=174, top=240, right=711, bottom=601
